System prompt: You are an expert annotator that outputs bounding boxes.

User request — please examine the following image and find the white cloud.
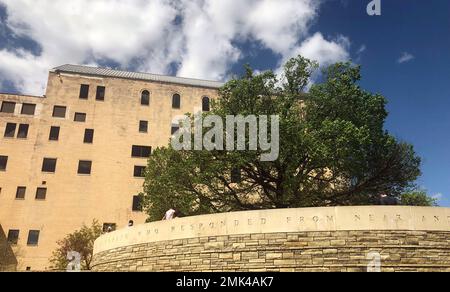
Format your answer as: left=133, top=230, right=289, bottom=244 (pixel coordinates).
left=0, top=0, right=351, bottom=95
left=357, top=45, right=366, bottom=54
left=432, top=193, right=443, bottom=200
left=397, top=52, right=415, bottom=64
left=0, top=0, right=179, bottom=94
left=0, top=49, right=49, bottom=94
left=292, top=33, right=350, bottom=66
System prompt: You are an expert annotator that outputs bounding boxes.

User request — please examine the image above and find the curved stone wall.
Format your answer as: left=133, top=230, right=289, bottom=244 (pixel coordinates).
left=92, top=206, right=450, bottom=272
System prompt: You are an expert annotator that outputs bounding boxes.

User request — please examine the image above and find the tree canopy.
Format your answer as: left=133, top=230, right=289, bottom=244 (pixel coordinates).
left=142, top=56, right=422, bottom=221
left=50, top=220, right=103, bottom=271
left=401, top=190, right=437, bottom=207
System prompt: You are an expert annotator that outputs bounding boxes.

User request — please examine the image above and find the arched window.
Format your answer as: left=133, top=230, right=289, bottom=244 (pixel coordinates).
left=202, top=96, right=210, bottom=112
left=141, top=90, right=150, bottom=106
left=172, top=93, right=181, bottom=109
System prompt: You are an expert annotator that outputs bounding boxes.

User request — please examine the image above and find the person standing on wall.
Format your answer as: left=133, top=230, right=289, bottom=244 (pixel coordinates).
left=163, top=209, right=177, bottom=220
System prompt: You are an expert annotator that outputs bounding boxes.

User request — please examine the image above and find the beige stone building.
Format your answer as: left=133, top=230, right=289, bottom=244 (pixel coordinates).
left=0, top=64, right=221, bottom=270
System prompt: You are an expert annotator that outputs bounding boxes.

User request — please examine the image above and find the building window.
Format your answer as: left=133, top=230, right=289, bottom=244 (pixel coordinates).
left=96, top=86, right=106, bottom=101
left=131, top=145, right=152, bottom=158
left=132, top=195, right=143, bottom=212
left=134, top=166, right=146, bottom=178
left=202, top=96, right=211, bottom=112
left=172, top=93, right=181, bottom=109
left=49, top=126, right=60, bottom=141
left=141, top=90, right=150, bottom=106
left=78, top=160, right=92, bottom=175
left=84, top=129, right=94, bottom=144
left=231, top=168, right=242, bottom=183
left=102, top=223, right=116, bottom=233
left=139, top=121, right=148, bottom=133
left=74, top=112, right=87, bottom=122
left=42, top=158, right=57, bottom=173
left=21, top=103, right=36, bottom=115
left=16, top=186, right=26, bottom=199
left=7, top=230, right=19, bottom=245
left=0, top=102, right=16, bottom=113
left=35, top=188, right=47, bottom=200
left=27, top=230, right=40, bottom=246
left=79, top=84, right=90, bottom=99
left=17, top=124, right=29, bottom=139
left=52, top=106, right=66, bottom=118
left=171, top=124, right=180, bottom=135
left=0, top=155, right=8, bottom=171
left=4, top=123, right=16, bottom=138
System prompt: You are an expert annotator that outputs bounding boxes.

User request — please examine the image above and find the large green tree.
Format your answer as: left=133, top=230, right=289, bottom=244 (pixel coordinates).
left=142, top=56, right=421, bottom=221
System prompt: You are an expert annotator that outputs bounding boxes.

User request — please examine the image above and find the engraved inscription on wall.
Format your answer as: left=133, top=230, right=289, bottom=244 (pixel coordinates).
left=94, top=207, right=450, bottom=253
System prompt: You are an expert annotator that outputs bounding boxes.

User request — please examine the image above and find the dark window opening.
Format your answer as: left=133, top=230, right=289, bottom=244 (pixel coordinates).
left=79, top=84, right=90, bottom=99
left=231, top=168, right=242, bottom=183
left=52, top=106, right=66, bottom=118
left=172, top=93, right=181, bottom=109
left=49, top=126, right=60, bottom=141
left=17, top=124, right=29, bottom=139
left=96, top=86, right=106, bottom=101
left=35, top=188, right=47, bottom=200
left=139, top=121, right=148, bottom=133
left=132, top=195, right=143, bottom=212
left=78, top=160, right=92, bottom=175
left=141, top=90, right=150, bottom=106
left=4, top=123, right=16, bottom=138
left=16, top=187, right=26, bottom=199
left=21, top=103, right=36, bottom=115
left=0, top=102, right=16, bottom=113
left=27, top=230, right=40, bottom=246
left=74, top=113, right=86, bottom=122
left=134, top=166, right=146, bottom=178
left=131, top=145, right=152, bottom=158
left=84, top=129, right=94, bottom=144
left=0, top=155, right=8, bottom=171
left=103, top=223, right=116, bottom=233
left=42, top=158, right=57, bottom=173
left=202, top=96, right=211, bottom=112
left=7, top=230, right=19, bottom=245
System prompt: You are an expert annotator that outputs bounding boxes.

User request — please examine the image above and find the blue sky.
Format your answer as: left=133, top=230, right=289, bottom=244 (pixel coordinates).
left=319, top=0, right=450, bottom=206
left=0, top=0, right=449, bottom=205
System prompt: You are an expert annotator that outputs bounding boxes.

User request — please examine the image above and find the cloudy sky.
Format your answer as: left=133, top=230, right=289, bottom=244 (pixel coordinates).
left=0, top=0, right=350, bottom=94
left=0, top=0, right=449, bottom=205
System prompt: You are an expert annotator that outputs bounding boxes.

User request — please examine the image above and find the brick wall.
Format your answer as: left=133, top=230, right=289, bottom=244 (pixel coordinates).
left=92, top=230, right=450, bottom=272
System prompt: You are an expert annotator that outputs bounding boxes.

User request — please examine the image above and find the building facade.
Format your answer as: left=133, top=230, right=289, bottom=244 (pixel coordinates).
left=0, top=64, right=221, bottom=270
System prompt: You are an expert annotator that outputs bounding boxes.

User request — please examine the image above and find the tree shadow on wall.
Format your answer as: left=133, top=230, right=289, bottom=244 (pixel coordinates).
left=0, top=224, right=18, bottom=271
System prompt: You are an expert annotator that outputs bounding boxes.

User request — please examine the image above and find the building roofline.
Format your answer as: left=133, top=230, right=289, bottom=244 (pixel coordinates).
left=51, top=64, right=225, bottom=89
left=0, top=92, right=45, bottom=99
